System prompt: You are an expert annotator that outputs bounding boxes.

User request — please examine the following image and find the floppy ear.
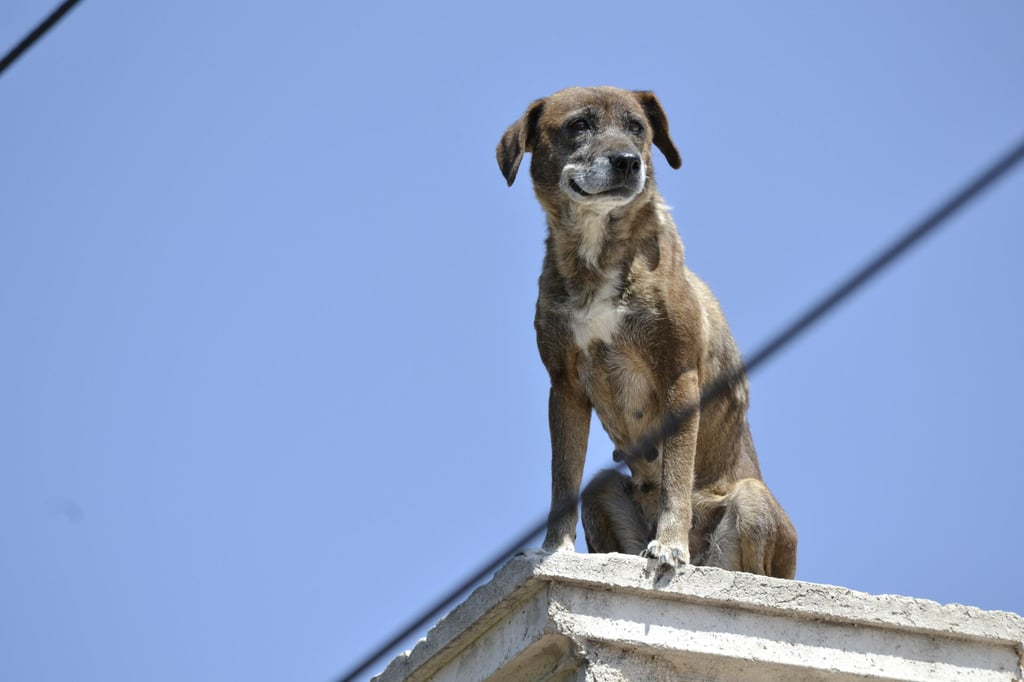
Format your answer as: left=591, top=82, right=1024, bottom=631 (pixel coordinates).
left=496, top=98, right=545, bottom=186
left=632, top=90, right=682, bottom=169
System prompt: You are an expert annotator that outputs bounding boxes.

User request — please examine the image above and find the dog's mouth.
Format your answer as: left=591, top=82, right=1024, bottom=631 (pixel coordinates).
left=568, top=179, right=593, bottom=197
left=567, top=178, right=639, bottom=201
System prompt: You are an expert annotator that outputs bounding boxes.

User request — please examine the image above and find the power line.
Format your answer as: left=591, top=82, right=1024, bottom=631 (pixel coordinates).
left=0, top=0, right=83, bottom=78
left=334, top=132, right=1024, bottom=682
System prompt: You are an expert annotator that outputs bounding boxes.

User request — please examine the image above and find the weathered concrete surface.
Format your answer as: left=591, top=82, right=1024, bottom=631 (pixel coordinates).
left=373, top=552, right=1024, bottom=681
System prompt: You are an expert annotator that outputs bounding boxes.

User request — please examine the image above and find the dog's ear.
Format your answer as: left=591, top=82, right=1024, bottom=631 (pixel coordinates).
left=632, top=91, right=682, bottom=169
left=496, top=98, right=545, bottom=186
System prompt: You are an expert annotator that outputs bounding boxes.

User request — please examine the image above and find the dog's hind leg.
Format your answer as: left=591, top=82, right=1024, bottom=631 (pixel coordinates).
left=581, top=469, right=650, bottom=554
left=699, top=478, right=797, bottom=578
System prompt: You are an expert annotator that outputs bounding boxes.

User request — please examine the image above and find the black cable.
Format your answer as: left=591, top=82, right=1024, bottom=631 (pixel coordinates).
left=0, top=0, right=83, bottom=77
left=334, top=133, right=1024, bottom=682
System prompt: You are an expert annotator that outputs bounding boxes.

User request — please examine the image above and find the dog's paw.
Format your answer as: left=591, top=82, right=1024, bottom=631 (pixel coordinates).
left=541, top=536, right=577, bottom=554
left=642, top=540, right=690, bottom=569
left=515, top=547, right=552, bottom=559
left=516, top=540, right=576, bottom=562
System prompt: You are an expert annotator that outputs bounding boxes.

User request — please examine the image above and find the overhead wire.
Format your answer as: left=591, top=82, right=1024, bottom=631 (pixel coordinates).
left=334, top=132, right=1024, bottom=682
left=0, top=0, right=83, bottom=77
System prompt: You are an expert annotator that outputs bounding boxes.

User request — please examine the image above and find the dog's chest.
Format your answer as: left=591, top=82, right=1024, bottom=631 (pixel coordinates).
left=567, top=271, right=662, bottom=447
left=570, top=277, right=625, bottom=349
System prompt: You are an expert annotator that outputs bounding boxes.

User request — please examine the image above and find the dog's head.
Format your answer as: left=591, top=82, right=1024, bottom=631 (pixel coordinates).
left=497, top=87, right=681, bottom=211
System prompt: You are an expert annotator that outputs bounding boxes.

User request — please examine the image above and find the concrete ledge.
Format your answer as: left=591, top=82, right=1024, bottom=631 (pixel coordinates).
left=373, top=552, right=1024, bottom=681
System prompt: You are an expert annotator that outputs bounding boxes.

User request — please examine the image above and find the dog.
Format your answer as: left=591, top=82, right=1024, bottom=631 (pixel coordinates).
left=497, top=86, right=797, bottom=578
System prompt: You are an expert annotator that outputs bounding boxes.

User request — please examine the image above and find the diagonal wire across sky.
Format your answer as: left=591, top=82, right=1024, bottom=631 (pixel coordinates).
left=0, top=0, right=82, bottom=77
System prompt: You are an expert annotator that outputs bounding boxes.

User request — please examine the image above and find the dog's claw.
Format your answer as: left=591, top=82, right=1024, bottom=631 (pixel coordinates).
left=643, top=540, right=690, bottom=570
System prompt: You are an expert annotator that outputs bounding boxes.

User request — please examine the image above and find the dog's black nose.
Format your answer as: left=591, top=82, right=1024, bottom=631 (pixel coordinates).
left=610, top=152, right=642, bottom=178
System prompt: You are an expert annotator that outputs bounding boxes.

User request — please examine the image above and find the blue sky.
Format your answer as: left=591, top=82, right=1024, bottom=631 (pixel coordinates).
left=2, top=2, right=1022, bottom=680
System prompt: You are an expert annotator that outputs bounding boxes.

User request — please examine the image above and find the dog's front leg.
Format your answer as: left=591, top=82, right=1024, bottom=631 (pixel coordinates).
left=542, top=384, right=591, bottom=553
left=645, top=369, right=700, bottom=568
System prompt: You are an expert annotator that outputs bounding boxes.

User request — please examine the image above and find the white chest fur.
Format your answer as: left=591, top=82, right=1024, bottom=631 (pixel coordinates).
left=571, top=275, right=624, bottom=350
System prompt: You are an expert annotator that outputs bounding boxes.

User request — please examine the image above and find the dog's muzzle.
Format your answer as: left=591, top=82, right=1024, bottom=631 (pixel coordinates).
left=563, top=152, right=646, bottom=204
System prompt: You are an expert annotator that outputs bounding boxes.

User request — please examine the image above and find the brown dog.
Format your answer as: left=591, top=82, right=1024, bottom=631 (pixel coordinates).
left=497, top=86, right=797, bottom=578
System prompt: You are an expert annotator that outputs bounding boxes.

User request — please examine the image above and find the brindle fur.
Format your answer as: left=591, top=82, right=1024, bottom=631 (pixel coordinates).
left=497, top=86, right=797, bottom=578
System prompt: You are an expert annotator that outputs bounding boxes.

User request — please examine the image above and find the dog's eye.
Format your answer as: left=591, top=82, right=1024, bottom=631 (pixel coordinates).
left=627, top=120, right=644, bottom=135
left=568, top=118, right=591, bottom=133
